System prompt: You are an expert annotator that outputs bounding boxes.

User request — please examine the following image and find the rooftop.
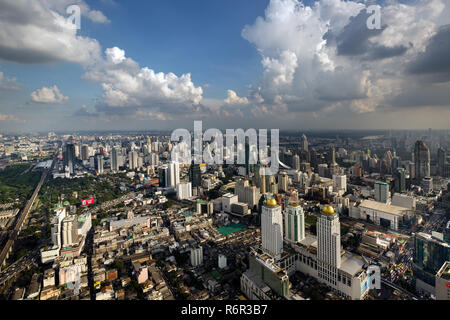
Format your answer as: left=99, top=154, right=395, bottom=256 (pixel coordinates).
left=436, top=261, right=450, bottom=280
left=359, top=199, right=409, bottom=216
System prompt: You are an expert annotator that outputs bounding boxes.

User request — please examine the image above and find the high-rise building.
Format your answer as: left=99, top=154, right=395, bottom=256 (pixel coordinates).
left=176, top=182, right=192, bottom=200
left=277, top=172, right=289, bottom=193
left=95, top=155, right=104, bottom=174
left=284, top=202, right=305, bottom=243
left=111, top=147, right=120, bottom=172
left=190, top=163, right=202, bottom=188
left=128, top=151, right=139, bottom=170
left=332, top=175, right=347, bottom=194
left=292, top=154, right=300, bottom=170
left=437, top=148, right=446, bottom=177
left=63, top=143, right=76, bottom=175
left=168, top=161, right=180, bottom=187
left=235, top=179, right=260, bottom=209
left=301, top=134, right=308, bottom=152
left=261, top=199, right=283, bottom=260
left=414, top=140, right=431, bottom=180
left=374, top=181, right=390, bottom=204
left=81, top=145, right=89, bottom=161
left=394, top=168, right=406, bottom=193
left=317, top=205, right=341, bottom=268
left=190, top=246, right=203, bottom=267
left=62, top=215, right=78, bottom=247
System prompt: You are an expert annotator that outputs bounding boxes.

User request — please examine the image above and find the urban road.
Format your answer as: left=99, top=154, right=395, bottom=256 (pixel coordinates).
left=0, top=159, right=54, bottom=273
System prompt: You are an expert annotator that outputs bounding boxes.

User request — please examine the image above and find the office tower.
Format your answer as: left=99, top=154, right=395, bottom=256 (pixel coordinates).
left=176, top=182, right=192, bottom=200
left=235, top=179, right=260, bottom=209
left=81, top=145, right=89, bottom=161
left=95, top=155, right=104, bottom=174
left=64, top=143, right=76, bottom=175
left=292, top=154, right=300, bottom=170
left=301, top=134, right=308, bottom=152
left=245, top=143, right=250, bottom=176
left=374, top=181, right=389, bottom=203
left=328, top=146, right=337, bottom=165
left=438, top=148, right=446, bottom=177
left=414, top=140, right=431, bottom=180
left=146, top=136, right=152, bottom=153
left=317, top=205, right=341, bottom=268
left=284, top=202, right=305, bottom=243
left=278, top=172, right=289, bottom=193
left=111, top=147, right=120, bottom=172
left=128, top=150, right=138, bottom=170
left=62, top=215, right=78, bottom=247
left=190, top=246, right=203, bottom=267
left=332, top=175, right=347, bottom=194
left=261, top=198, right=283, bottom=260
left=394, top=168, right=406, bottom=193
left=167, top=161, right=180, bottom=187
left=190, top=163, right=202, bottom=188
left=159, top=165, right=168, bottom=187
left=421, top=177, right=433, bottom=193
left=318, top=164, right=328, bottom=178
left=414, top=233, right=450, bottom=294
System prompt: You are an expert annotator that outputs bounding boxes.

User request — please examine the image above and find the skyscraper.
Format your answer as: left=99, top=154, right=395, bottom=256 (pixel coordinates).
left=374, top=181, right=390, bottom=203
left=317, top=205, right=341, bottom=286
left=261, top=198, right=283, bottom=260
left=284, top=202, right=305, bottom=243
left=128, top=150, right=138, bottom=170
left=301, top=134, right=308, bottom=152
left=394, top=168, right=406, bottom=193
left=437, top=147, right=446, bottom=177
left=63, top=143, right=76, bottom=175
left=414, top=140, right=431, bottom=180
left=168, top=161, right=180, bottom=187
left=95, top=155, right=104, bottom=175
left=190, top=163, right=202, bottom=188
left=111, top=147, right=120, bottom=172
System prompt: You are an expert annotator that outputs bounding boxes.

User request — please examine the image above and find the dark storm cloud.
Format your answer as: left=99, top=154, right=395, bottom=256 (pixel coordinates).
left=407, top=25, right=450, bottom=81
left=325, top=9, right=408, bottom=61
left=389, top=84, right=450, bottom=108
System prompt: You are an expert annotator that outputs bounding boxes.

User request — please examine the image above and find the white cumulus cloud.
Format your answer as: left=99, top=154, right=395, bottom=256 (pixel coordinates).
left=30, top=85, right=68, bottom=104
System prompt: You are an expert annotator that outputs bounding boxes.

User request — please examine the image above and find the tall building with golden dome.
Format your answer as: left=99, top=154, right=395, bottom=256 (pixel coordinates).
left=261, top=198, right=283, bottom=260
left=317, top=205, right=341, bottom=285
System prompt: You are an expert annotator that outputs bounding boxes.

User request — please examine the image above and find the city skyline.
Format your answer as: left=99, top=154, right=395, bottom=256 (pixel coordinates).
left=1, top=0, right=450, bottom=133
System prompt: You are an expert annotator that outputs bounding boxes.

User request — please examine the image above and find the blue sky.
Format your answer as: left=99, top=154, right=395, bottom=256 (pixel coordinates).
left=0, top=0, right=450, bottom=132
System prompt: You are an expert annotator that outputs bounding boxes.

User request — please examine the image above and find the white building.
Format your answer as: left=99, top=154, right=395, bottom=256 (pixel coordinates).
left=261, top=199, right=283, bottom=260
left=354, top=199, right=411, bottom=230
left=62, top=215, right=79, bottom=247
left=168, top=161, right=180, bottom=187
left=190, top=246, right=203, bottom=267
left=222, top=193, right=238, bottom=213
left=284, top=203, right=305, bottom=243
left=176, top=182, right=192, bottom=200
left=235, top=179, right=260, bottom=209
left=218, top=254, right=227, bottom=269
left=333, top=175, right=347, bottom=195
left=435, top=261, right=450, bottom=300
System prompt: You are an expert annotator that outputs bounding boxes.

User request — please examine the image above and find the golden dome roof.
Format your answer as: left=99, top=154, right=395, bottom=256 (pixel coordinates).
left=322, top=205, right=335, bottom=215
left=266, top=199, right=278, bottom=207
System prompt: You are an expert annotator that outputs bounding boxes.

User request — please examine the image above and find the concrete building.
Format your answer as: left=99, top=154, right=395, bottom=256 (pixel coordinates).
left=190, top=246, right=203, bottom=267
left=235, top=179, right=261, bottom=209
left=218, top=254, right=227, bottom=269
left=374, top=182, right=389, bottom=204
left=352, top=199, right=412, bottom=231
left=333, top=175, right=347, bottom=195
left=176, top=182, right=192, bottom=200
left=261, top=199, right=283, bottom=260
left=222, top=193, right=238, bottom=214
left=284, top=202, right=305, bottom=243
left=62, top=215, right=79, bottom=248
left=435, top=261, right=450, bottom=300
